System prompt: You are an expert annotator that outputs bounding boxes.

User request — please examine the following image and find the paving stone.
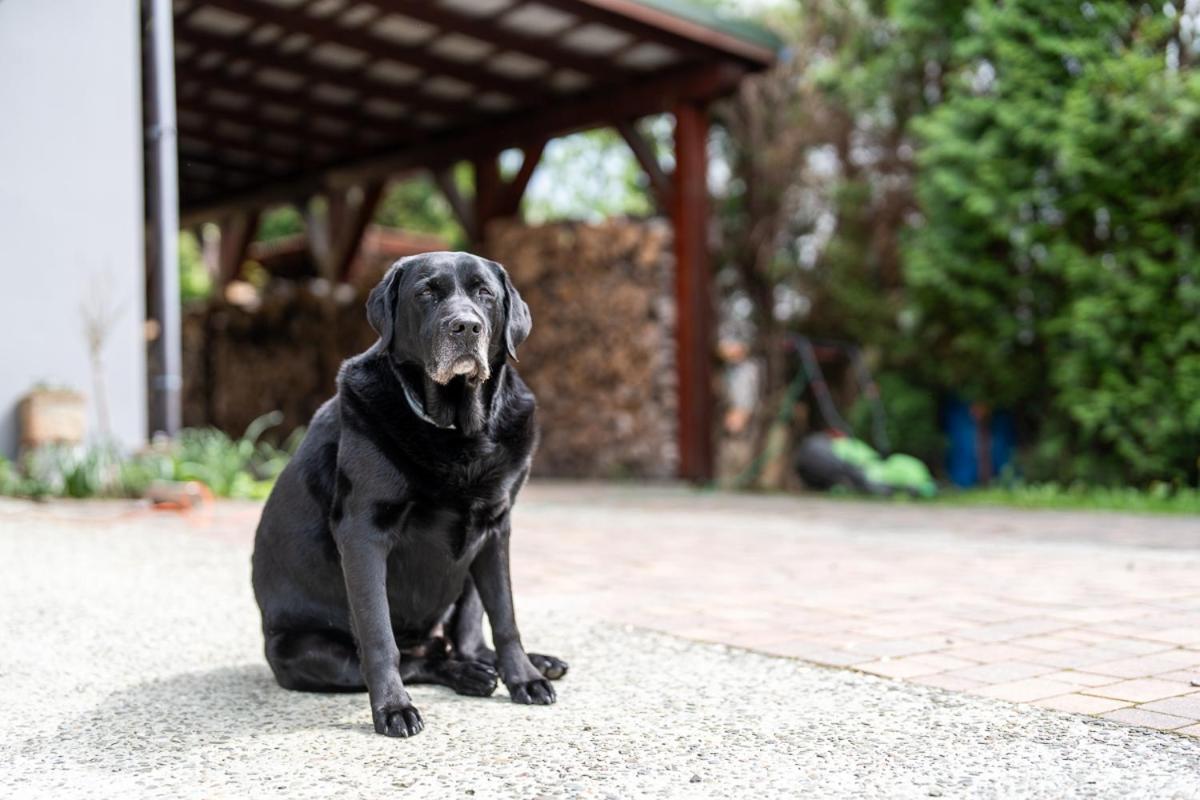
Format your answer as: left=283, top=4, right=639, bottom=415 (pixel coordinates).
left=1042, top=670, right=1121, bottom=688
left=1085, top=651, right=1200, bottom=679
left=1034, top=694, right=1132, bottom=715
left=1137, top=693, right=1200, bottom=720
left=942, top=661, right=1054, bottom=684
left=1083, top=679, right=1197, bottom=703
left=973, top=678, right=1079, bottom=703
left=1099, top=708, right=1195, bottom=731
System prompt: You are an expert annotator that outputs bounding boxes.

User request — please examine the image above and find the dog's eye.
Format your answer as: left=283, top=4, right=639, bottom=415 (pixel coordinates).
left=417, top=285, right=434, bottom=299
left=475, top=285, right=493, bottom=298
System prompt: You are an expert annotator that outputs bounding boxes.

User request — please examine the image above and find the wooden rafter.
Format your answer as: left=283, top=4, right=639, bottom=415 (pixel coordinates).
left=434, top=168, right=477, bottom=243
left=180, top=62, right=746, bottom=224
left=616, top=119, right=672, bottom=213
left=304, top=182, right=386, bottom=282
left=174, top=28, right=477, bottom=120
left=496, top=140, right=546, bottom=218
left=374, top=0, right=613, bottom=78
left=217, top=209, right=260, bottom=286
left=533, top=0, right=715, bottom=62
left=194, top=0, right=546, bottom=101
left=174, top=63, right=421, bottom=146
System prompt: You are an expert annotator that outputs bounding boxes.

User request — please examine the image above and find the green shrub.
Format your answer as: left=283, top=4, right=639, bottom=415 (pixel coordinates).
left=905, top=1, right=1199, bottom=485
left=0, top=412, right=303, bottom=501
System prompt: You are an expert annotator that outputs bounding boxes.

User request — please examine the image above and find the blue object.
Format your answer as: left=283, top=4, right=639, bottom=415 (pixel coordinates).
left=943, top=396, right=1015, bottom=488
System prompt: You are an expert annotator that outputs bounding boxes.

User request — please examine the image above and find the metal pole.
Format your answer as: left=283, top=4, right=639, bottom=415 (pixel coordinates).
left=144, top=0, right=181, bottom=437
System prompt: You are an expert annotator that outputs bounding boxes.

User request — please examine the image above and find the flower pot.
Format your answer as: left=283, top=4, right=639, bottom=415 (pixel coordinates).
left=19, top=389, right=86, bottom=450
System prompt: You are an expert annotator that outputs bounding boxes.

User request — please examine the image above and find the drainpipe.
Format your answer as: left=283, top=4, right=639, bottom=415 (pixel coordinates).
left=144, top=0, right=181, bottom=437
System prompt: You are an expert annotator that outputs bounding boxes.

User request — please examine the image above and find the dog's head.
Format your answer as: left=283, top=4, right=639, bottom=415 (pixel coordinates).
left=366, top=251, right=530, bottom=387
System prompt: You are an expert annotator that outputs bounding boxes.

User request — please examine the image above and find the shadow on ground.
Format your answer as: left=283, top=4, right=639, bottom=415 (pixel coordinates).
left=26, top=664, right=367, bottom=766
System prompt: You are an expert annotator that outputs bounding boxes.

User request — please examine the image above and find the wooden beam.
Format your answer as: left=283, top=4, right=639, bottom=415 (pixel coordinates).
left=180, top=63, right=747, bottom=224
left=330, top=62, right=745, bottom=186
left=616, top=120, right=672, bottom=213
left=495, top=140, right=546, bottom=218
left=303, top=182, right=386, bottom=281
left=175, top=29, right=475, bottom=120
left=217, top=210, right=260, bottom=286
left=175, top=67, right=403, bottom=142
left=472, top=155, right=503, bottom=250
left=373, top=0, right=613, bottom=78
left=197, top=0, right=548, bottom=101
left=331, top=181, right=385, bottom=283
left=434, top=168, right=477, bottom=244
left=564, top=0, right=777, bottom=65
left=177, top=94, right=358, bottom=147
left=534, top=0, right=717, bottom=61
left=177, top=116, right=310, bottom=172
left=671, top=100, right=715, bottom=483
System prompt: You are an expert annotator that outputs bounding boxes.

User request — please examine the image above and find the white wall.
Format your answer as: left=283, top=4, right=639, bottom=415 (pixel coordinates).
left=0, top=0, right=146, bottom=457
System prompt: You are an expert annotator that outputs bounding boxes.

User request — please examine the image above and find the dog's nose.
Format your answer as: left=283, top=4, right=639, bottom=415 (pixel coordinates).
left=448, top=316, right=482, bottom=337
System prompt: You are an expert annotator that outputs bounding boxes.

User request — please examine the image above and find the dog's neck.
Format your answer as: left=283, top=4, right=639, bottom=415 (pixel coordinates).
left=392, top=359, right=505, bottom=437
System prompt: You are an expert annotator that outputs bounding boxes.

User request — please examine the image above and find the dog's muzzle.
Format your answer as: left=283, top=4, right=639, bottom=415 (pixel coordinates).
left=429, top=315, right=490, bottom=385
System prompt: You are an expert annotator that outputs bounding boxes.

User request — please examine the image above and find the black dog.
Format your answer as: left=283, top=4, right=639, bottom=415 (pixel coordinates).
left=252, top=251, right=566, bottom=738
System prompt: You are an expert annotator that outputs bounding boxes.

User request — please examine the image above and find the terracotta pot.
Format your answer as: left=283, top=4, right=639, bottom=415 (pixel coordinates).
left=19, top=389, right=86, bottom=450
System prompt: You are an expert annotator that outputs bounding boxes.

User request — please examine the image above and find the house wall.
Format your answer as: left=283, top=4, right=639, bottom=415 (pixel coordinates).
left=0, top=0, right=146, bottom=457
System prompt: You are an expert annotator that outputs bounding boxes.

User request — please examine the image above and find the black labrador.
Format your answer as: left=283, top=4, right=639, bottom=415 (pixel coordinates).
left=251, top=251, right=566, bottom=738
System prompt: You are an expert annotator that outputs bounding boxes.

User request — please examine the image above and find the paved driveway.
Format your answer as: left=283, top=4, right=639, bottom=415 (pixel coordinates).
left=1, top=486, right=1199, bottom=798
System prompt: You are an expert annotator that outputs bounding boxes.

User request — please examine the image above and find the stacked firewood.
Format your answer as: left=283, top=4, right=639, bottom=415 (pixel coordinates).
left=183, top=218, right=679, bottom=478
left=488, top=218, right=678, bottom=479
left=182, top=279, right=375, bottom=439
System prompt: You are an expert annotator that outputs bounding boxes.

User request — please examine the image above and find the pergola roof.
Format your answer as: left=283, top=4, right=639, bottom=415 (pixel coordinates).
left=171, top=0, right=779, bottom=223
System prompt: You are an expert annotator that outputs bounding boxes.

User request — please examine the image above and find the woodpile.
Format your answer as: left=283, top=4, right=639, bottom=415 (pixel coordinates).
left=488, top=218, right=678, bottom=479
left=183, top=218, right=679, bottom=478
left=182, top=278, right=376, bottom=439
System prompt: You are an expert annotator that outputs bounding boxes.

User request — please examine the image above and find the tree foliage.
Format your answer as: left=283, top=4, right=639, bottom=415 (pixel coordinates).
left=906, top=1, right=1200, bottom=483
left=715, top=0, right=1199, bottom=485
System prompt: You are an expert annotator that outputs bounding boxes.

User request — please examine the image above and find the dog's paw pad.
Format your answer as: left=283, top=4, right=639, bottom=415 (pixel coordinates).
left=529, top=653, right=569, bottom=680
left=375, top=704, right=424, bottom=738
left=509, top=678, right=556, bottom=705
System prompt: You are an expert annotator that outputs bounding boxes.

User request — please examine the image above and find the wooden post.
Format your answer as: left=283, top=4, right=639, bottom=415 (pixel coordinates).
left=217, top=210, right=260, bottom=287
left=671, top=101, right=715, bottom=483
left=472, top=155, right=503, bottom=252
left=303, top=182, right=383, bottom=282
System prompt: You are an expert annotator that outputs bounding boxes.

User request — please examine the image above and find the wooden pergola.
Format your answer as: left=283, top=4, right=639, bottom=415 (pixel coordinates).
left=144, top=0, right=777, bottom=482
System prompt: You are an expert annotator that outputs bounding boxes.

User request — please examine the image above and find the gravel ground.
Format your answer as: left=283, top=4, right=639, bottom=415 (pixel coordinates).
left=2, top=506, right=1200, bottom=799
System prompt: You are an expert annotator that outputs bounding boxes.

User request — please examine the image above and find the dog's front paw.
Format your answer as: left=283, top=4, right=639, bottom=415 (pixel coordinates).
left=373, top=702, right=424, bottom=738
left=508, top=678, right=556, bottom=705
left=528, top=652, right=569, bottom=680
left=444, top=659, right=499, bottom=697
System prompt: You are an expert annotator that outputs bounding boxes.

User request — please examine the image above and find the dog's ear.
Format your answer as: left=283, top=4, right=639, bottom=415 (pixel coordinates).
left=490, top=260, right=531, bottom=361
left=367, top=259, right=405, bottom=345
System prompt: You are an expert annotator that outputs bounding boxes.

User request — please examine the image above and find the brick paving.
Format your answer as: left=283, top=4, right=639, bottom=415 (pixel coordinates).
left=503, top=484, right=1200, bottom=735
left=6, top=483, right=1200, bottom=736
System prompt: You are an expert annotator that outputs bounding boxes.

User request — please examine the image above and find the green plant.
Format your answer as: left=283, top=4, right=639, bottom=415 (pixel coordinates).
left=0, top=412, right=304, bottom=502
left=166, top=411, right=293, bottom=499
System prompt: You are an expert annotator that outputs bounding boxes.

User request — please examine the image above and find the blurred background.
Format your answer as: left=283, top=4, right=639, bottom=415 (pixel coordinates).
left=1, top=0, right=1197, bottom=512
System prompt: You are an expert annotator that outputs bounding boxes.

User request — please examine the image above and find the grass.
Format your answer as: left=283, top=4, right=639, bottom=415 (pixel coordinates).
left=933, top=482, right=1200, bottom=515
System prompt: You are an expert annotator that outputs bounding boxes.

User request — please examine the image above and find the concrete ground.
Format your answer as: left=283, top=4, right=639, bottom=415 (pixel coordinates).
left=1, top=484, right=1199, bottom=799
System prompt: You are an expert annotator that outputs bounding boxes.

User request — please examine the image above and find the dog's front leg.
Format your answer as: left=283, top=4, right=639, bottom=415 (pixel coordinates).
left=336, top=524, right=423, bottom=737
left=469, top=525, right=556, bottom=705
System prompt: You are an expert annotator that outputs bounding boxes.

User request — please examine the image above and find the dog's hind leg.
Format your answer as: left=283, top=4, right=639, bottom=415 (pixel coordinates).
left=400, top=656, right=499, bottom=697
left=448, top=576, right=569, bottom=681
left=265, top=630, right=365, bottom=692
